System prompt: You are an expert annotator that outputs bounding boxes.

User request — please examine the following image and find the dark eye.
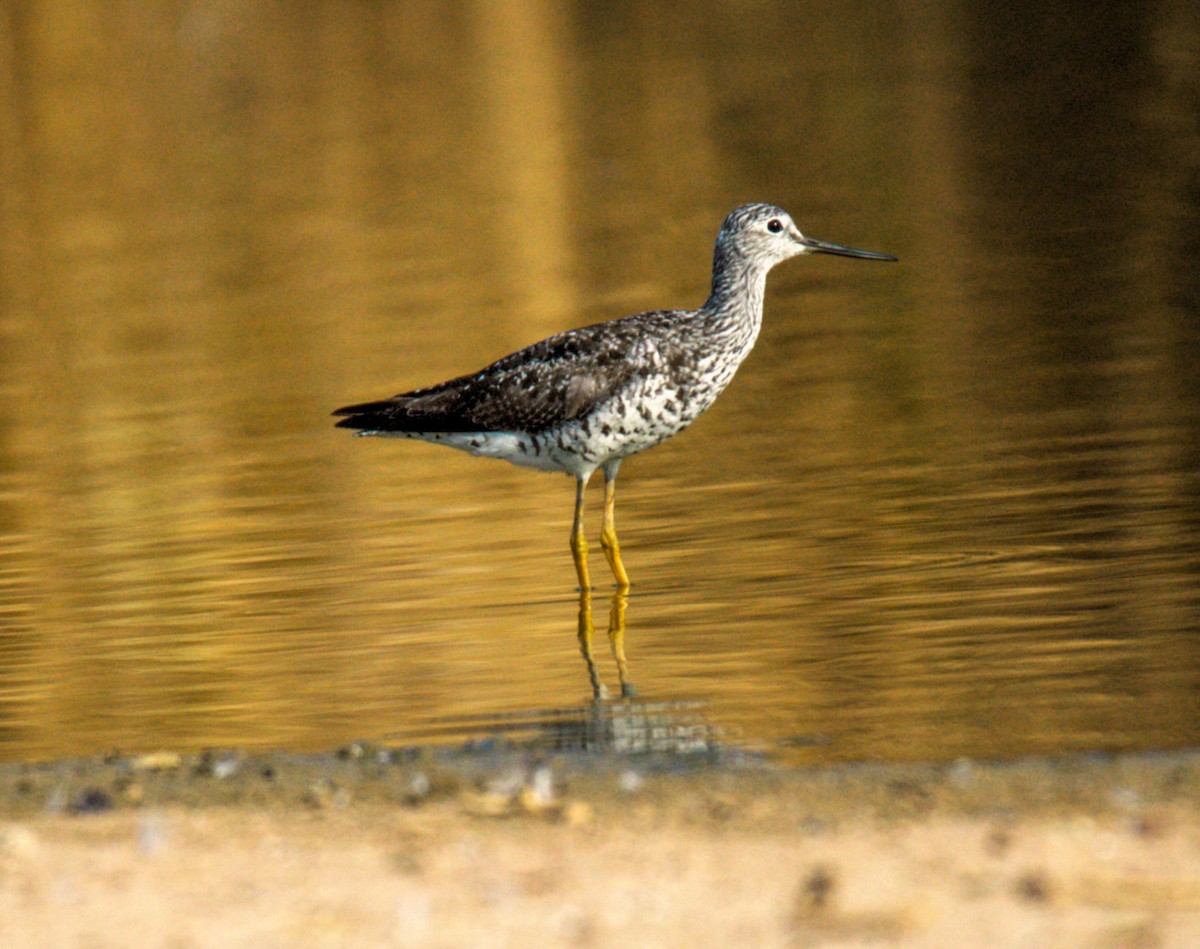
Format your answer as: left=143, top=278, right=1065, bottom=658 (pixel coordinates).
left=767, top=219, right=783, bottom=234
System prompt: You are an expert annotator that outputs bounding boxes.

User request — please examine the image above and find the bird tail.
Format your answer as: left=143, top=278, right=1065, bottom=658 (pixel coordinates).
left=333, top=387, right=477, bottom=434
left=332, top=399, right=405, bottom=434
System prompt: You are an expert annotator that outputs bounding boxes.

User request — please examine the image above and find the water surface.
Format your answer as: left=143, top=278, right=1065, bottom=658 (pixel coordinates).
left=1, top=1, right=1198, bottom=763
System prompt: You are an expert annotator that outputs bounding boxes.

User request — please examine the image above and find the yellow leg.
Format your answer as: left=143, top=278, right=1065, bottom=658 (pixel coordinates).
left=600, top=461, right=631, bottom=589
left=570, top=474, right=592, bottom=591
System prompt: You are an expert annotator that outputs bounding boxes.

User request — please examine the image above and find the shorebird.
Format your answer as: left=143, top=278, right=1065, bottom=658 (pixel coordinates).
left=334, top=203, right=896, bottom=590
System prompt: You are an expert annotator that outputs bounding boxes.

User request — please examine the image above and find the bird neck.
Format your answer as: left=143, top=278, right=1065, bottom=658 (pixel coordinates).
left=703, top=245, right=768, bottom=350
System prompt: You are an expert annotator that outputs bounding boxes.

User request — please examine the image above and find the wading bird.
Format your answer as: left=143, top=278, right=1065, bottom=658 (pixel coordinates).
left=334, top=203, right=896, bottom=589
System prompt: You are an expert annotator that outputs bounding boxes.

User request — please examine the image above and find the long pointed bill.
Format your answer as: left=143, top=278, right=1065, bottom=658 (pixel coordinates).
left=799, top=235, right=897, bottom=262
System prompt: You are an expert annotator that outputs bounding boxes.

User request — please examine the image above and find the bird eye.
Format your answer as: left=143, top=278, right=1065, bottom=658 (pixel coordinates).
left=767, top=219, right=783, bottom=234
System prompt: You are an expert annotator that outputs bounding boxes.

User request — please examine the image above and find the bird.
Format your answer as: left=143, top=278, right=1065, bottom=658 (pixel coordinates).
left=334, top=203, right=896, bottom=591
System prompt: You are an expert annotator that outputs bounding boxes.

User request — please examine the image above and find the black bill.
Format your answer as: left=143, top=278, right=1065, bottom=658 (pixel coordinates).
left=799, top=235, right=897, bottom=262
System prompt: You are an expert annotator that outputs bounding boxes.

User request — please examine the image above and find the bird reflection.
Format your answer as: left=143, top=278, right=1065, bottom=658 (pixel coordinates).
left=576, top=587, right=634, bottom=700
left=385, top=592, right=721, bottom=757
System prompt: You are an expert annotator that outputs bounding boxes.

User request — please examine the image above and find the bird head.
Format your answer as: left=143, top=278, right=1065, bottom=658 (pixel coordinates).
left=719, top=203, right=897, bottom=268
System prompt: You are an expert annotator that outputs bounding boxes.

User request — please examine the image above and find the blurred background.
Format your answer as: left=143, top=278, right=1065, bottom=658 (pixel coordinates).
left=0, top=1, right=1197, bottom=764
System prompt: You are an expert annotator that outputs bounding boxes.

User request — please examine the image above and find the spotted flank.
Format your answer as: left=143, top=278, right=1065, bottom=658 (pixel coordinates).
left=359, top=428, right=565, bottom=473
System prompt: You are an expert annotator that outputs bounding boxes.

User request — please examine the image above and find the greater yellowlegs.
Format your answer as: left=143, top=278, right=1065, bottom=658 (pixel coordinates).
left=334, top=203, right=896, bottom=589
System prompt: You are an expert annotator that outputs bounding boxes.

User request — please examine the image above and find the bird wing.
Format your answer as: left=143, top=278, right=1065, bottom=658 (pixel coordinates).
left=334, top=314, right=672, bottom=435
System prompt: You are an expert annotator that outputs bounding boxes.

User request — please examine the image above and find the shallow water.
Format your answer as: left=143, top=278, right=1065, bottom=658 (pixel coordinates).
left=1, top=1, right=1198, bottom=764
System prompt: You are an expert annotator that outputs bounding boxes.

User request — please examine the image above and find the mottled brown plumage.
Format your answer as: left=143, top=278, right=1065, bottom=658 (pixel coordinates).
left=335, top=317, right=655, bottom=435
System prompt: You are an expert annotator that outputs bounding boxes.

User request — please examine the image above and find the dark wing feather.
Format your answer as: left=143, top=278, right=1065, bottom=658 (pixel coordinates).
left=333, top=314, right=668, bottom=435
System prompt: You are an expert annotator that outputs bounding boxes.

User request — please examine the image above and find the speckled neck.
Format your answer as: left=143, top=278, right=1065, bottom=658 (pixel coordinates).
left=703, top=241, right=769, bottom=353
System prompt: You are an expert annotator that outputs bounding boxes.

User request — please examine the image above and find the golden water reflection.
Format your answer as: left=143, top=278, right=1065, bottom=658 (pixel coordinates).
left=577, top=589, right=633, bottom=702
left=0, top=0, right=1198, bottom=764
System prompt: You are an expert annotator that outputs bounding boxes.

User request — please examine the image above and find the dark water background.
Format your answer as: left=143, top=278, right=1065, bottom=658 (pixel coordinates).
left=1, top=1, right=1197, bottom=763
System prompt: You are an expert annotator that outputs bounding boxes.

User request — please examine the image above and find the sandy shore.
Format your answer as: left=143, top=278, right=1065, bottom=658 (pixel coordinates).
left=3, top=744, right=1200, bottom=947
